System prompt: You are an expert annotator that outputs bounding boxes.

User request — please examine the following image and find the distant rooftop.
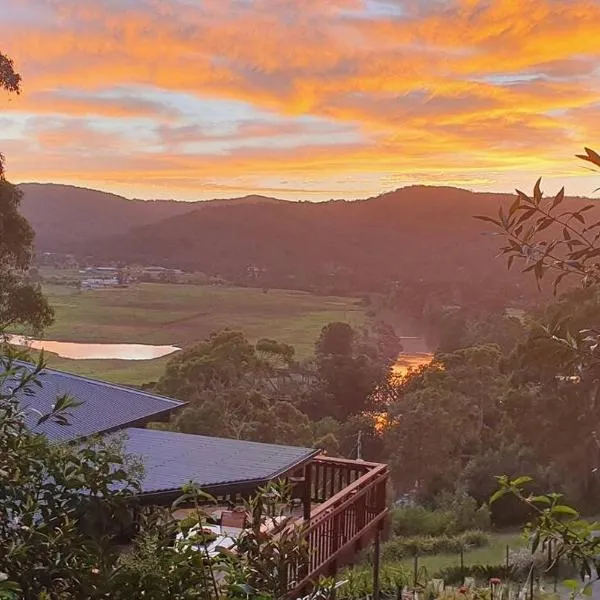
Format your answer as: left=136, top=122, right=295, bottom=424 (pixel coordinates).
left=120, top=427, right=319, bottom=501
left=3, top=362, right=184, bottom=442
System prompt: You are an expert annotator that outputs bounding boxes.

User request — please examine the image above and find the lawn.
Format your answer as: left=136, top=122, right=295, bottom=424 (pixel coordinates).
left=396, top=532, right=526, bottom=575
left=22, top=283, right=366, bottom=385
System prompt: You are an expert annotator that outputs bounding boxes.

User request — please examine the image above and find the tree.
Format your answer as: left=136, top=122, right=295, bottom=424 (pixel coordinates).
left=383, top=345, right=509, bottom=501
left=315, top=322, right=354, bottom=357
left=0, top=52, right=21, bottom=178
left=307, top=322, right=393, bottom=422
left=0, top=52, right=53, bottom=333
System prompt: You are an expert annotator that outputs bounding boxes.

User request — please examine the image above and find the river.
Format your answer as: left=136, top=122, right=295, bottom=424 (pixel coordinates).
left=392, top=336, right=433, bottom=379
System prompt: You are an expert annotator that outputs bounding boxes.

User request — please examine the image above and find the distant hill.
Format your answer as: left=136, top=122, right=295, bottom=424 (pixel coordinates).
left=75, top=185, right=531, bottom=292
left=22, top=182, right=600, bottom=298
left=18, top=183, right=280, bottom=252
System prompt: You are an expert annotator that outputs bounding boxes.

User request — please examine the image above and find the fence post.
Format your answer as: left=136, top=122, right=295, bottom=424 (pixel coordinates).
left=373, top=525, right=381, bottom=600
left=460, top=546, right=465, bottom=584
left=413, top=554, right=419, bottom=588
left=506, top=544, right=510, bottom=569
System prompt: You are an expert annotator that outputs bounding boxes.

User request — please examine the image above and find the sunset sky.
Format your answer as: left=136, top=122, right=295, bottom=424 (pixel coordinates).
left=1, top=0, right=599, bottom=201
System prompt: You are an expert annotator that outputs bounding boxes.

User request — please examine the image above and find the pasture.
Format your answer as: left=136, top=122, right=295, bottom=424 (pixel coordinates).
left=30, top=283, right=366, bottom=385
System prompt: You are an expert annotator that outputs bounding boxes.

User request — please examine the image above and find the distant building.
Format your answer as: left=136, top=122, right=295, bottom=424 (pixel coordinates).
left=81, top=277, right=119, bottom=289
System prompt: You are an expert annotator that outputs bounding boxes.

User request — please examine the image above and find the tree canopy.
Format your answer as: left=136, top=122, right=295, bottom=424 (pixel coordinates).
left=0, top=51, right=53, bottom=333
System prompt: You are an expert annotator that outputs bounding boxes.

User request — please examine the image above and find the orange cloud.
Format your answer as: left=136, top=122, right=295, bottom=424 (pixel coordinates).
left=1, top=0, right=599, bottom=199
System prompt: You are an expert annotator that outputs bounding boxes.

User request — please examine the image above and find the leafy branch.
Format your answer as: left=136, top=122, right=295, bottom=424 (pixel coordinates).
left=475, top=148, right=600, bottom=295
left=492, top=476, right=600, bottom=596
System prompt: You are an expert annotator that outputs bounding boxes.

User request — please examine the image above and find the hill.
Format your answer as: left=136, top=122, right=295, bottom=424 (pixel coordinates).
left=78, top=186, right=526, bottom=292
left=17, top=183, right=280, bottom=252
left=21, top=182, right=600, bottom=300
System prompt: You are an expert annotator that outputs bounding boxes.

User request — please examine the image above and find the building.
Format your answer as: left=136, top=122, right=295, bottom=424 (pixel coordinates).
left=8, top=362, right=389, bottom=597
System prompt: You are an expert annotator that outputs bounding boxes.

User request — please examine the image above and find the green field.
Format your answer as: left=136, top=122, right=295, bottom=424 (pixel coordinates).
left=24, top=283, right=366, bottom=385
left=395, top=532, right=525, bottom=574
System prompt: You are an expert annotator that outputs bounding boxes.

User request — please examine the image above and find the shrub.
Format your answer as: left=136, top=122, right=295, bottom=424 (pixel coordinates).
left=391, top=505, right=457, bottom=537
left=382, top=531, right=489, bottom=561
left=337, top=565, right=409, bottom=599
left=391, top=495, right=491, bottom=537
left=434, top=564, right=513, bottom=585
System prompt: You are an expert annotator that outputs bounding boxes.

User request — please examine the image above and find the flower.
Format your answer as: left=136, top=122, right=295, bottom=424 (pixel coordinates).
left=459, top=586, right=468, bottom=594
left=91, top=568, right=100, bottom=575
left=489, top=578, right=501, bottom=585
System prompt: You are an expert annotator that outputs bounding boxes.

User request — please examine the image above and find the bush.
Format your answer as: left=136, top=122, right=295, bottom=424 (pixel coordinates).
left=382, top=531, right=489, bottom=561
left=391, top=505, right=456, bottom=537
left=337, top=564, right=409, bottom=599
left=391, top=495, right=491, bottom=537
left=434, top=564, right=513, bottom=585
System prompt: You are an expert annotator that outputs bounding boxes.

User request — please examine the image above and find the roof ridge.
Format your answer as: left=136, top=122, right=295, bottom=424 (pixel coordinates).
left=125, top=427, right=316, bottom=452
left=15, top=360, right=184, bottom=406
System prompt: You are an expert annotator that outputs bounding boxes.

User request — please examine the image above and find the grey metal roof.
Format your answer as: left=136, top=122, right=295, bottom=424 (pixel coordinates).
left=4, top=363, right=184, bottom=442
left=120, top=427, right=318, bottom=497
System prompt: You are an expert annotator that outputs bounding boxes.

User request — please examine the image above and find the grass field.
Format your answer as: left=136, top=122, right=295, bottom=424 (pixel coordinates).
left=395, top=532, right=525, bottom=574
left=22, top=283, right=366, bottom=385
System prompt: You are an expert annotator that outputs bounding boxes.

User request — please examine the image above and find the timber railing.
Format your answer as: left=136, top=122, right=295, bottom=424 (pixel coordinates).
left=286, top=455, right=389, bottom=596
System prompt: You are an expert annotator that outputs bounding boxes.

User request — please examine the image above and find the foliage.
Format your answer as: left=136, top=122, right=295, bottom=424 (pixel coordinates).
left=0, top=52, right=53, bottom=334
left=391, top=499, right=490, bottom=538
left=382, top=531, right=489, bottom=561
left=306, top=322, right=395, bottom=422
left=336, top=564, right=409, bottom=599
left=384, top=344, right=509, bottom=502
left=492, top=475, right=600, bottom=592
left=433, top=564, right=514, bottom=585
left=0, top=347, right=140, bottom=599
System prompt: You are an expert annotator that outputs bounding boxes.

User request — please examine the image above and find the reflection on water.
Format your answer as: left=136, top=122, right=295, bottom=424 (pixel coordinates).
left=392, top=352, right=434, bottom=379
left=7, top=335, right=180, bottom=361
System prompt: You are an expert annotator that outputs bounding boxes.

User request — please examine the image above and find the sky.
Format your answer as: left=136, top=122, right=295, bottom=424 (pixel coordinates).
left=1, top=0, right=600, bottom=202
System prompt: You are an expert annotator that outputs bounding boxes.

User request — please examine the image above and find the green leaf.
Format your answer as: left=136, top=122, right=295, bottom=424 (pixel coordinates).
left=583, top=583, right=594, bottom=597
left=489, top=489, right=507, bottom=504
left=551, top=505, right=579, bottom=517
left=529, top=495, right=552, bottom=505
left=512, top=476, right=534, bottom=486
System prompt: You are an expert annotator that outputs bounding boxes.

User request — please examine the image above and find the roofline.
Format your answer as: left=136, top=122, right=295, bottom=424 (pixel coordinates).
left=65, top=406, right=187, bottom=444
left=135, top=448, right=321, bottom=506
left=12, top=360, right=185, bottom=407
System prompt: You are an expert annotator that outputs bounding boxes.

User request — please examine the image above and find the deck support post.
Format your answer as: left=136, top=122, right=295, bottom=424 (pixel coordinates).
left=373, top=525, right=381, bottom=600
left=303, top=463, right=312, bottom=523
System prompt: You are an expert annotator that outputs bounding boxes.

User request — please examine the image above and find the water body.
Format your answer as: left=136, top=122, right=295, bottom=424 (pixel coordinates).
left=7, top=335, right=180, bottom=361
left=392, top=336, right=434, bottom=378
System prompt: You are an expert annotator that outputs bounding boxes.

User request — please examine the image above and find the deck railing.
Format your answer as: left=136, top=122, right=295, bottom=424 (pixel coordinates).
left=286, top=455, right=389, bottom=596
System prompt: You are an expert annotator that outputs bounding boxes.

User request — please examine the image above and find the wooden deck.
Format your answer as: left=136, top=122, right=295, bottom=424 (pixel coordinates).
left=286, top=455, right=389, bottom=597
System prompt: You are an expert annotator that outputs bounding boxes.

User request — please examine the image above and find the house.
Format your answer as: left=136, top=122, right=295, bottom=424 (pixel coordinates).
left=7, top=362, right=389, bottom=597
left=81, top=277, right=119, bottom=289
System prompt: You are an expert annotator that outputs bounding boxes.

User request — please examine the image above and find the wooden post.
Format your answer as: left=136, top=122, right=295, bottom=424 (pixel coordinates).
left=373, top=525, right=381, bottom=600
left=413, top=554, right=418, bottom=587
left=303, top=463, right=312, bottom=524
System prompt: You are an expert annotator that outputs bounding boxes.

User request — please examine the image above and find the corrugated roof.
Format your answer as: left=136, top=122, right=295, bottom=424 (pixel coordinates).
left=120, top=427, right=318, bottom=496
left=4, top=363, right=184, bottom=442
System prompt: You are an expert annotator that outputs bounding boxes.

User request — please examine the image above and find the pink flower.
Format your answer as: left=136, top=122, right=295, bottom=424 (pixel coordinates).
left=489, top=578, right=501, bottom=585
left=459, top=586, right=468, bottom=594
left=91, top=568, right=100, bottom=575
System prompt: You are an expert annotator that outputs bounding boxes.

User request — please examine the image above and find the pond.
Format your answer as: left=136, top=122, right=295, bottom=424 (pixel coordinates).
left=7, top=335, right=180, bottom=361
